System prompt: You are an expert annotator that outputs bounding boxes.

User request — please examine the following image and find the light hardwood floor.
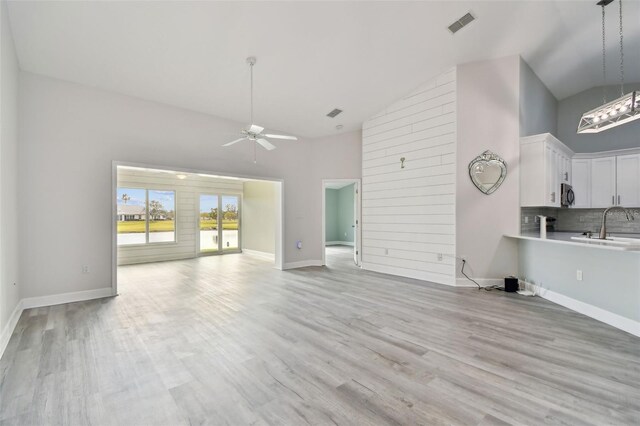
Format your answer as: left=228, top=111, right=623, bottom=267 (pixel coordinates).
left=1, top=246, right=639, bottom=425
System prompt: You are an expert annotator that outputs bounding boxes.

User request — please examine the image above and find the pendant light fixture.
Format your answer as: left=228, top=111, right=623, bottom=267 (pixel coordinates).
left=577, top=0, right=639, bottom=134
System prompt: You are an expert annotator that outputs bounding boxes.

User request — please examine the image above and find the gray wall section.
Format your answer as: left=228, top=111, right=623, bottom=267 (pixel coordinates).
left=519, top=58, right=558, bottom=137
left=558, top=83, right=640, bottom=153
left=325, top=185, right=355, bottom=243
left=325, top=188, right=339, bottom=242
left=518, top=239, right=640, bottom=322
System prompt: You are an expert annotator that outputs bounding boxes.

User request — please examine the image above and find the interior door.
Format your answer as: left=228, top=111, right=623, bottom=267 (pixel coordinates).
left=353, top=182, right=361, bottom=266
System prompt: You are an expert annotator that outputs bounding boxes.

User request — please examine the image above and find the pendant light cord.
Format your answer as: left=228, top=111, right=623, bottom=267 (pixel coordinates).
left=601, top=4, right=607, bottom=104
left=250, top=60, right=257, bottom=163
left=619, top=0, right=624, bottom=97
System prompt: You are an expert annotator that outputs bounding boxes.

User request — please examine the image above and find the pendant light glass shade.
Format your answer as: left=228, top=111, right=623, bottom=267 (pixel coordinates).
left=577, top=90, right=640, bottom=133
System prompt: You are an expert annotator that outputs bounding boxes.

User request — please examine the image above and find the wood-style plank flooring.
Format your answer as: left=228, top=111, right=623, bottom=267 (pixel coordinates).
left=1, top=246, right=639, bottom=425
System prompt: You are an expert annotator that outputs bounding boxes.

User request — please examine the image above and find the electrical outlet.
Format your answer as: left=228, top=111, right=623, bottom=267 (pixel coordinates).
left=579, top=216, right=585, bottom=223
left=82, top=265, right=90, bottom=274
left=524, top=216, right=529, bottom=224
left=576, top=270, right=583, bottom=281
left=384, top=248, right=389, bottom=255
left=437, top=253, right=443, bottom=261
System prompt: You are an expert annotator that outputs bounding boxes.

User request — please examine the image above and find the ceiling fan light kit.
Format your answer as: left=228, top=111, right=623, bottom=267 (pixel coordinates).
left=577, top=0, right=640, bottom=133
left=222, top=57, right=298, bottom=161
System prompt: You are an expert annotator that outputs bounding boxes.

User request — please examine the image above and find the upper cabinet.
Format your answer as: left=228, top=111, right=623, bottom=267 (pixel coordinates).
left=590, top=157, right=617, bottom=208
left=571, top=153, right=640, bottom=208
left=521, top=133, right=574, bottom=207
left=616, top=154, right=640, bottom=207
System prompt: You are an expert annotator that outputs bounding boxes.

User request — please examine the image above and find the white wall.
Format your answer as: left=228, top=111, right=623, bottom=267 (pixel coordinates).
left=18, top=72, right=361, bottom=299
left=117, top=168, right=244, bottom=265
left=361, top=68, right=456, bottom=285
left=0, top=0, right=20, bottom=338
left=242, top=180, right=276, bottom=255
left=456, top=56, right=520, bottom=283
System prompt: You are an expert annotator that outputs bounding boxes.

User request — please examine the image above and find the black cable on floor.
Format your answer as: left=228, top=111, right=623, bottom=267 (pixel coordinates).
left=461, top=259, right=504, bottom=291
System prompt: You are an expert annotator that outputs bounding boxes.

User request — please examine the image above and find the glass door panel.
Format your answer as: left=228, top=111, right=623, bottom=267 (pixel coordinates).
left=222, top=195, right=239, bottom=250
left=199, top=195, right=219, bottom=253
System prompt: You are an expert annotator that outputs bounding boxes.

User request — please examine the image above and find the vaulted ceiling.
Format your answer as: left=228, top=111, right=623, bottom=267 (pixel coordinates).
left=7, top=1, right=640, bottom=138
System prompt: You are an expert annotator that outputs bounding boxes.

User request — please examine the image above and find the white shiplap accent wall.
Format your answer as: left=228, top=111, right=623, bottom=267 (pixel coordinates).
left=361, top=68, right=456, bottom=285
left=117, top=169, right=243, bottom=265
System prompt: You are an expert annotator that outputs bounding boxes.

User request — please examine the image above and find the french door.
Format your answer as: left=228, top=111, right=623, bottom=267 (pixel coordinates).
left=199, top=194, right=240, bottom=254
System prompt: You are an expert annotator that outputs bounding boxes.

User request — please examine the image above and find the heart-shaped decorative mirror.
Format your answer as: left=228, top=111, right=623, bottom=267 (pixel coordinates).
left=468, top=150, right=507, bottom=195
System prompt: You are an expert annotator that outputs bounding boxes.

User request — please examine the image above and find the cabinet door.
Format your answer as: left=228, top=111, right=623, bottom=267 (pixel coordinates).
left=563, top=155, right=572, bottom=184
left=545, top=145, right=560, bottom=207
left=571, top=159, right=591, bottom=208
left=616, top=154, right=640, bottom=207
left=590, top=156, right=617, bottom=208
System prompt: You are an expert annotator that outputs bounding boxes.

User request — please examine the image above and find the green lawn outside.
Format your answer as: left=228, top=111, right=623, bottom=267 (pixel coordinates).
left=117, top=220, right=238, bottom=233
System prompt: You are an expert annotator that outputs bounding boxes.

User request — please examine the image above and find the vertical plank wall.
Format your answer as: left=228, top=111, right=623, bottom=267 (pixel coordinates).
left=117, top=169, right=243, bottom=265
left=361, top=68, right=456, bottom=285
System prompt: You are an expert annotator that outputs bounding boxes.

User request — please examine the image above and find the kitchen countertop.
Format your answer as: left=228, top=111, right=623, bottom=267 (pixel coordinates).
left=505, top=231, right=640, bottom=252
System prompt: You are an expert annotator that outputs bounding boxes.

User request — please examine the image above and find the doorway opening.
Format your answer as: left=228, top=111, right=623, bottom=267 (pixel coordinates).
left=322, top=179, right=361, bottom=268
left=112, top=162, right=283, bottom=295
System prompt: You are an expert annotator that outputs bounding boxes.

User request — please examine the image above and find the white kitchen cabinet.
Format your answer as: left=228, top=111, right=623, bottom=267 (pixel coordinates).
left=571, top=159, right=591, bottom=208
left=520, top=133, right=574, bottom=207
left=590, top=156, right=617, bottom=208
left=616, top=154, right=640, bottom=207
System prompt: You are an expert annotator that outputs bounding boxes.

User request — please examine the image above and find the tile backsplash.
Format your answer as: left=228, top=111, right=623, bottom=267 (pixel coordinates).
left=521, top=207, right=640, bottom=234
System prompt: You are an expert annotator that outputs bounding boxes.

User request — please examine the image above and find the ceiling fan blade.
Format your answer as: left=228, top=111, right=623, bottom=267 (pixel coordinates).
left=222, top=137, right=246, bottom=147
left=249, top=124, right=264, bottom=134
left=264, top=134, right=298, bottom=140
left=256, top=138, right=276, bottom=151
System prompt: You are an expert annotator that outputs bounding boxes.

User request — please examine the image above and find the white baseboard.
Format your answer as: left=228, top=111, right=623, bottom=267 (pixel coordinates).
left=326, top=241, right=354, bottom=247
left=1, top=287, right=116, bottom=360
left=361, top=263, right=455, bottom=286
left=242, top=249, right=275, bottom=261
left=530, top=284, right=640, bottom=337
left=283, top=260, right=323, bottom=270
left=0, top=300, right=24, bottom=360
left=22, top=287, right=115, bottom=309
left=455, top=278, right=504, bottom=288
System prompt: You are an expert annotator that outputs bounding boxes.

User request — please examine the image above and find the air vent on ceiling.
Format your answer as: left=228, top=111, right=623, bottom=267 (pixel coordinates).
left=326, top=108, right=343, bottom=118
left=448, top=12, right=475, bottom=34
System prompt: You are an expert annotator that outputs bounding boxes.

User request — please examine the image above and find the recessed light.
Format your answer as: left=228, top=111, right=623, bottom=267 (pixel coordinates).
left=176, top=174, right=187, bottom=180
left=336, top=124, right=344, bottom=130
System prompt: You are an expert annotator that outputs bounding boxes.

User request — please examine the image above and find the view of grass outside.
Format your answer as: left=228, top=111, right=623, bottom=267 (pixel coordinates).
left=117, top=188, right=176, bottom=245
left=117, top=220, right=238, bottom=233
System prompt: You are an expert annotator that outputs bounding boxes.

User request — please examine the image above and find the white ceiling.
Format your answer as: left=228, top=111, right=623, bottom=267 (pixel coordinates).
left=7, top=1, right=640, bottom=138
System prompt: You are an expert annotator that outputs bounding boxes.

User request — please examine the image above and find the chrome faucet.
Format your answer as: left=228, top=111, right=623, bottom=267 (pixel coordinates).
left=599, top=206, right=634, bottom=239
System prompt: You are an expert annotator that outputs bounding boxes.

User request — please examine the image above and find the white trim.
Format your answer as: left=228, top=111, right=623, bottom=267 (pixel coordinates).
left=523, top=282, right=640, bottom=337
left=573, top=146, right=640, bottom=159
left=242, top=249, right=275, bottom=261
left=0, top=301, right=23, bottom=360
left=455, top=278, right=504, bottom=288
left=283, top=260, right=323, bottom=270
left=21, top=287, right=115, bottom=310
left=325, top=241, right=354, bottom=247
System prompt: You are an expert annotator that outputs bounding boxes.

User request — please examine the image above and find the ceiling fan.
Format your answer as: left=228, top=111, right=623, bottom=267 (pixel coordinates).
left=223, top=57, right=298, bottom=154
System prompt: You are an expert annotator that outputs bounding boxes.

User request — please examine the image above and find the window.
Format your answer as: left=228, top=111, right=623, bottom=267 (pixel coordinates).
left=199, top=194, right=240, bottom=254
left=117, top=188, right=176, bottom=246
